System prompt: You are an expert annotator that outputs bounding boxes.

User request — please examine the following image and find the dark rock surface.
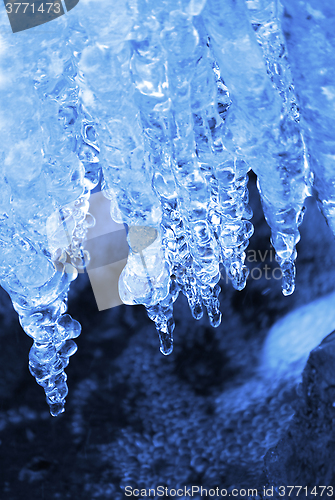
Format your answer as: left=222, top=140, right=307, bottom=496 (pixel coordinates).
left=1, top=174, right=335, bottom=499
left=265, top=331, right=335, bottom=497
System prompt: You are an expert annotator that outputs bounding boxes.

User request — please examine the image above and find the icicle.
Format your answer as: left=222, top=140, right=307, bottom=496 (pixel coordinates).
left=129, top=5, right=203, bottom=327
left=118, top=226, right=172, bottom=354
left=190, top=17, right=254, bottom=291
left=67, top=16, right=102, bottom=192
left=14, top=272, right=80, bottom=417
left=0, top=14, right=96, bottom=415
left=245, top=0, right=310, bottom=295
left=2, top=0, right=335, bottom=412
left=160, top=10, right=222, bottom=326
left=78, top=4, right=172, bottom=352
left=203, top=0, right=309, bottom=296
left=279, top=0, right=335, bottom=237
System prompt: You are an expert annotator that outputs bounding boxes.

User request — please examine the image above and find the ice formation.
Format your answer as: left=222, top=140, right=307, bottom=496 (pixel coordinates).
left=261, top=291, right=335, bottom=381
left=0, top=0, right=333, bottom=414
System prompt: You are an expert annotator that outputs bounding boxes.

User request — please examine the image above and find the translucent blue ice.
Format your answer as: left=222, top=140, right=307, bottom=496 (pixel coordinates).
left=1, top=0, right=335, bottom=413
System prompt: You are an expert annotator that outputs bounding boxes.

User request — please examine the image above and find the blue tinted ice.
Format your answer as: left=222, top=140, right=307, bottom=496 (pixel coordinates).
left=0, top=0, right=335, bottom=413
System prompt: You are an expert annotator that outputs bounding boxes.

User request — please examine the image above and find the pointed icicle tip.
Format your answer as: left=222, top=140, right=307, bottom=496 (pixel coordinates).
left=158, top=331, right=174, bottom=355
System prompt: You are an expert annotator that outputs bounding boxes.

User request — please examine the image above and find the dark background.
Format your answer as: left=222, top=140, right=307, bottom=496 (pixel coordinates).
left=1, top=173, right=335, bottom=499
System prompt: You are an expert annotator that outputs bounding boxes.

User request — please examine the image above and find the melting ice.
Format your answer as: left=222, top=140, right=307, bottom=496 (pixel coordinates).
left=0, top=0, right=334, bottom=413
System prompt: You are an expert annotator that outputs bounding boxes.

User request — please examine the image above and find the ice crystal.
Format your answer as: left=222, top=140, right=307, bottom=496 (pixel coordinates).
left=0, top=0, right=333, bottom=414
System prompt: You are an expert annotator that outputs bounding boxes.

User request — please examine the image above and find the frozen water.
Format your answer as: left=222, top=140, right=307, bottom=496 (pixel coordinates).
left=261, top=291, right=335, bottom=381
left=0, top=0, right=335, bottom=413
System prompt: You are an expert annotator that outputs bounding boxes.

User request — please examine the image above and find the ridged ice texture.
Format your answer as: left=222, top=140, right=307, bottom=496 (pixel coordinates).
left=0, top=14, right=95, bottom=416
left=192, top=18, right=254, bottom=291
left=203, top=0, right=309, bottom=295
left=2, top=0, right=335, bottom=413
left=245, top=0, right=310, bottom=295
left=279, top=0, right=335, bottom=235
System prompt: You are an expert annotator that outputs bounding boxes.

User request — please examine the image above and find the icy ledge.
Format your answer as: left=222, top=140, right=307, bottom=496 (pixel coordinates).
left=0, top=0, right=334, bottom=413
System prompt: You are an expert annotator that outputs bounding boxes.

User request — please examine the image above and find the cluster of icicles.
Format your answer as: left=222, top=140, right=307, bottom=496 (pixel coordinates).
left=1, top=0, right=331, bottom=415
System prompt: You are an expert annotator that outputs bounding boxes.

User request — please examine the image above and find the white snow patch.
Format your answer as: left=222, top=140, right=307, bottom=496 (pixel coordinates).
left=261, top=291, right=335, bottom=380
